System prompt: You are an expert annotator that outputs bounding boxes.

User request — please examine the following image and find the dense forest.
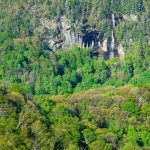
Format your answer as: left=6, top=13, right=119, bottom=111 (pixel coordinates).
left=1, top=84, right=150, bottom=149
left=0, top=0, right=150, bottom=150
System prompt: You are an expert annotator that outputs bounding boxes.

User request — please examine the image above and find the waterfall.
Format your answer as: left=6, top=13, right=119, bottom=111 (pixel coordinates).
left=110, top=31, right=115, bottom=58
left=112, top=13, right=115, bottom=28
left=98, top=42, right=101, bottom=47
left=109, top=13, right=115, bottom=58
left=92, top=41, right=94, bottom=47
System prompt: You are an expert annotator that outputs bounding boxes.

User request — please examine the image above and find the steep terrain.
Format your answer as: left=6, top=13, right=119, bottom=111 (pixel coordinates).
left=0, top=1, right=150, bottom=149
left=0, top=1, right=149, bottom=57
left=0, top=0, right=149, bottom=95
left=0, top=84, right=150, bottom=149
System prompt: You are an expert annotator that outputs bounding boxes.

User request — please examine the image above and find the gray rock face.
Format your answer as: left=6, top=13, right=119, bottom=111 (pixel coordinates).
left=41, top=14, right=124, bottom=59
left=118, top=44, right=125, bottom=59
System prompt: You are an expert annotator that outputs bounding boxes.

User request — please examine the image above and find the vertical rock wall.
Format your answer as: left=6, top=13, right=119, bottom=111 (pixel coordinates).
left=41, top=14, right=125, bottom=59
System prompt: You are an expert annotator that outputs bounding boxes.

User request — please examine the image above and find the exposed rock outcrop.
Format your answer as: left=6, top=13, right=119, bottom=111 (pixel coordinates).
left=40, top=18, right=57, bottom=30
left=101, top=39, right=108, bottom=52
left=40, top=14, right=125, bottom=59
left=123, top=14, right=137, bottom=21
left=118, top=44, right=125, bottom=59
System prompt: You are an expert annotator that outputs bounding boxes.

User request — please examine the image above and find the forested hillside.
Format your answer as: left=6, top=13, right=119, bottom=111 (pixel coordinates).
left=0, top=84, right=150, bottom=149
left=0, top=0, right=150, bottom=150
left=0, top=0, right=150, bottom=94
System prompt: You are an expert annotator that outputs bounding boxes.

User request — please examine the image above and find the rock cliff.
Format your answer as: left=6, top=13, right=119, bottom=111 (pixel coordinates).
left=40, top=13, right=125, bottom=59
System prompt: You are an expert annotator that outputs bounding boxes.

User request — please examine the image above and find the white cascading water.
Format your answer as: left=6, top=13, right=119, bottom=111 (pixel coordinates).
left=92, top=41, right=94, bottom=47
left=112, top=13, right=115, bottom=28
left=110, top=31, right=115, bottom=58
left=98, top=41, right=101, bottom=47
left=110, top=13, right=115, bottom=58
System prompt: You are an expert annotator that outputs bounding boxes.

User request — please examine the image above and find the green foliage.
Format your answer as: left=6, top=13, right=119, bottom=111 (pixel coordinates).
left=82, top=129, right=96, bottom=144
left=1, top=40, right=149, bottom=95
left=0, top=0, right=149, bottom=95
left=121, top=101, right=139, bottom=116
left=0, top=1, right=149, bottom=149
left=0, top=85, right=150, bottom=149
left=34, top=95, right=55, bottom=114
left=129, top=69, right=150, bottom=86
left=141, top=103, right=150, bottom=117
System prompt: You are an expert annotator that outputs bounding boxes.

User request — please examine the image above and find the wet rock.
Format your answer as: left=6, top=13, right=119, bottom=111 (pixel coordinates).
left=107, top=13, right=116, bottom=28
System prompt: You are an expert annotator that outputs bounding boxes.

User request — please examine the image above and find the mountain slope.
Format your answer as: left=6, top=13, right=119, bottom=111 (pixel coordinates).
left=0, top=84, right=150, bottom=149
left=0, top=1, right=150, bottom=149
